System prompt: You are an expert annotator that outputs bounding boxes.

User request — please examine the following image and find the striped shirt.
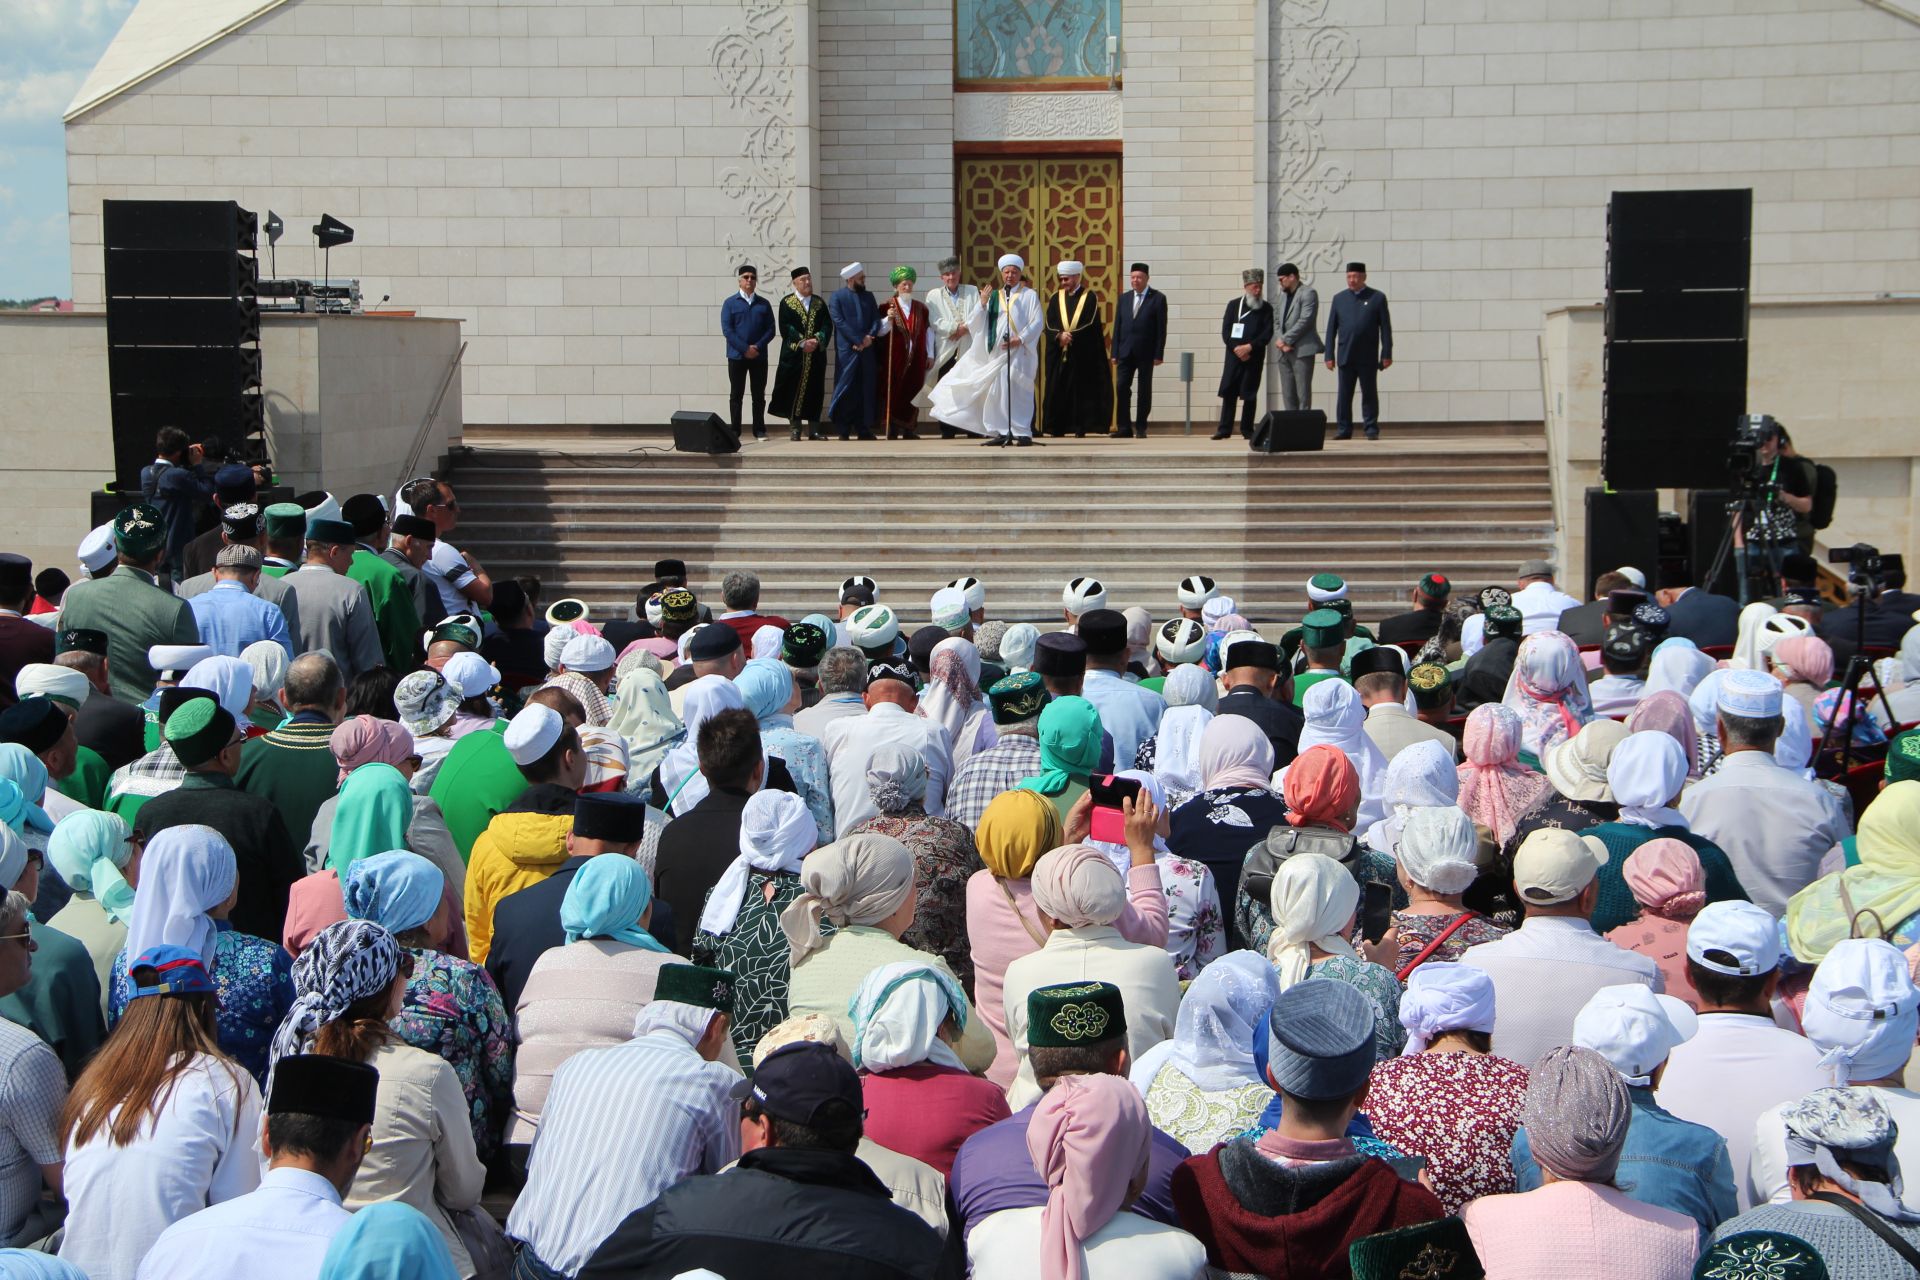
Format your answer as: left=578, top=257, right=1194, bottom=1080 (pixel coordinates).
left=506, top=1030, right=743, bottom=1274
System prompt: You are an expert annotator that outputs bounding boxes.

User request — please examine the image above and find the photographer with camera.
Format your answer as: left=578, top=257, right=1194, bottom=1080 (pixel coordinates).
left=1819, top=546, right=1917, bottom=658
left=1730, top=417, right=1813, bottom=604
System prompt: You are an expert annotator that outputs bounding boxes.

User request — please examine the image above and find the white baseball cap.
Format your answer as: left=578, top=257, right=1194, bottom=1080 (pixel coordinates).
left=1573, top=984, right=1698, bottom=1086
left=1686, top=900, right=1783, bottom=976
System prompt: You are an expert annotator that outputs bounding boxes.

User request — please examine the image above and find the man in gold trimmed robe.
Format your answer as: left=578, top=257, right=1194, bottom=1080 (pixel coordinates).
left=769, top=265, right=834, bottom=441
left=1042, top=260, right=1113, bottom=438
left=877, top=266, right=934, bottom=440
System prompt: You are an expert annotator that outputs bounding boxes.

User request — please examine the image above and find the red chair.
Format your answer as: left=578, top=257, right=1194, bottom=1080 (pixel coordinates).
left=1699, top=645, right=1734, bottom=661
left=1838, top=760, right=1885, bottom=816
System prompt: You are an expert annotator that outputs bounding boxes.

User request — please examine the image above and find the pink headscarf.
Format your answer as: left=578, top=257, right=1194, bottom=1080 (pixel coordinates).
left=1620, top=837, right=1707, bottom=920
left=1282, top=744, right=1360, bottom=832
left=1026, top=1073, right=1152, bottom=1280
left=1772, top=635, right=1834, bottom=688
left=1626, top=691, right=1701, bottom=780
left=1500, top=630, right=1593, bottom=759
left=330, top=715, right=417, bottom=784
left=1030, top=843, right=1129, bottom=928
left=1197, top=714, right=1276, bottom=793
left=1456, top=704, right=1551, bottom=846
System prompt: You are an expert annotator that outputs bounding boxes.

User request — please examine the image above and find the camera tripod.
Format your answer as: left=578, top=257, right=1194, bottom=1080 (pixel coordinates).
left=1814, top=572, right=1900, bottom=775
left=1703, top=483, right=1782, bottom=606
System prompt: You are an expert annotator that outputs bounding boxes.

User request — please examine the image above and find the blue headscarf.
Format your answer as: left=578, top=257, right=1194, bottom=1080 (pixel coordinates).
left=0, top=748, right=52, bottom=835
left=343, top=851, right=445, bottom=936
left=559, top=856, right=669, bottom=951
left=0, top=778, right=49, bottom=841
left=0, top=1250, right=91, bottom=1279
left=735, top=657, right=795, bottom=725
left=47, top=810, right=135, bottom=924
left=318, top=1202, right=459, bottom=1280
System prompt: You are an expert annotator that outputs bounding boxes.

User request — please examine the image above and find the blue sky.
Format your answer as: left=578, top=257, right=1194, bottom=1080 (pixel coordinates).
left=0, top=0, right=136, bottom=301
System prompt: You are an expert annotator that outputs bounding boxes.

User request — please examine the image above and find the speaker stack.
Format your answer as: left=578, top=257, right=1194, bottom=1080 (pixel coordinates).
left=1602, top=189, right=1752, bottom=491
left=102, top=200, right=263, bottom=489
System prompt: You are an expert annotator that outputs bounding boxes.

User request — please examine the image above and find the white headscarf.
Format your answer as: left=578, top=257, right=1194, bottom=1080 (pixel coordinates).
left=848, top=961, right=969, bottom=1073
left=1291, top=680, right=1389, bottom=831
left=1646, top=643, right=1715, bottom=700
left=1266, top=851, right=1359, bottom=989
left=1129, top=950, right=1278, bottom=1094
left=1500, top=631, right=1594, bottom=760
left=182, top=655, right=254, bottom=721
left=658, top=675, right=747, bottom=816
left=1732, top=603, right=1812, bottom=671
left=695, top=789, right=817, bottom=938
left=1398, top=962, right=1498, bottom=1053
left=125, top=824, right=238, bottom=965
left=1151, top=664, right=1216, bottom=803
left=1000, top=624, right=1040, bottom=673
left=240, top=641, right=289, bottom=706
left=1608, top=731, right=1690, bottom=829
left=1688, top=668, right=1729, bottom=738
left=1397, top=805, right=1480, bottom=895
left=1775, top=694, right=1816, bottom=777
left=1899, top=624, right=1920, bottom=685
left=1360, top=739, right=1459, bottom=858
left=750, top=625, right=784, bottom=660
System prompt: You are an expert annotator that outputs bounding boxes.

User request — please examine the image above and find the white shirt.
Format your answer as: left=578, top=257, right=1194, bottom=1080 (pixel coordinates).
left=135, top=1166, right=350, bottom=1280
left=60, top=1054, right=263, bottom=1280
left=968, top=1206, right=1207, bottom=1280
left=1461, top=915, right=1660, bottom=1070
left=1679, top=750, right=1853, bottom=916
left=1586, top=673, right=1646, bottom=717
left=1512, top=580, right=1583, bottom=635
left=822, top=702, right=955, bottom=837
left=1080, top=668, right=1165, bottom=773
left=1749, top=1085, right=1920, bottom=1207
left=1657, top=1012, right=1830, bottom=1211
left=793, top=692, right=866, bottom=739
left=423, top=538, right=479, bottom=616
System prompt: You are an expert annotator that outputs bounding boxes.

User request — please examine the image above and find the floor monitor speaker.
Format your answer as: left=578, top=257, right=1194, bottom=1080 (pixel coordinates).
left=671, top=411, right=739, bottom=455
left=1250, top=409, right=1326, bottom=454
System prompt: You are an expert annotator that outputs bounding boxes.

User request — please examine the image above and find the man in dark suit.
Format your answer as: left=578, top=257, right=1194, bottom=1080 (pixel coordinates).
left=1556, top=571, right=1639, bottom=647
left=720, top=264, right=776, bottom=441
left=1110, top=261, right=1166, bottom=439
left=1657, top=565, right=1740, bottom=649
left=1213, top=639, right=1303, bottom=768
left=1376, top=573, right=1454, bottom=646
left=1272, top=263, right=1321, bottom=411
left=827, top=263, right=883, bottom=442
left=0, top=555, right=53, bottom=711
left=1214, top=269, right=1274, bottom=441
left=58, top=630, right=146, bottom=769
left=1323, top=261, right=1392, bottom=440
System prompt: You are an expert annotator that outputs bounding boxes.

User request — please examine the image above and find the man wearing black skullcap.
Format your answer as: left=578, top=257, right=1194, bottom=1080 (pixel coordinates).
left=1111, top=262, right=1167, bottom=438
left=57, top=629, right=145, bottom=769
left=140, top=1053, right=379, bottom=1273
left=342, top=493, right=423, bottom=671
left=1031, top=631, right=1088, bottom=698
left=281, top=517, right=384, bottom=681
left=666, top=621, right=745, bottom=704
left=1214, top=635, right=1302, bottom=770
left=0, top=554, right=54, bottom=711
left=380, top=511, right=444, bottom=634
left=1352, top=645, right=1457, bottom=763
left=0, top=697, right=81, bottom=814
left=1458, top=604, right=1524, bottom=712
left=1077, top=608, right=1166, bottom=769
left=177, top=462, right=259, bottom=581
left=487, top=792, right=654, bottom=1012
left=1323, top=261, right=1393, bottom=440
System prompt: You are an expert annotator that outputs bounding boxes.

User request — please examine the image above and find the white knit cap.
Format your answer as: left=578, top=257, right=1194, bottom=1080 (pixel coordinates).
left=1176, top=575, right=1220, bottom=610
left=1615, top=566, right=1648, bottom=589
left=503, top=705, right=564, bottom=766
left=947, top=576, right=986, bottom=612
left=77, top=523, right=117, bottom=574
left=928, top=588, right=970, bottom=632
left=559, top=633, right=616, bottom=673
left=1156, top=618, right=1208, bottom=665
left=1062, top=576, right=1107, bottom=614
left=1717, top=669, right=1784, bottom=718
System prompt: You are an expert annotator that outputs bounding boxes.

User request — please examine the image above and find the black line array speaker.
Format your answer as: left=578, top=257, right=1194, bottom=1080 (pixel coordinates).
left=1584, top=488, right=1660, bottom=599
left=1603, top=189, right=1751, bottom=491
left=1250, top=409, right=1326, bottom=454
left=102, top=200, right=262, bottom=488
left=671, top=411, right=739, bottom=455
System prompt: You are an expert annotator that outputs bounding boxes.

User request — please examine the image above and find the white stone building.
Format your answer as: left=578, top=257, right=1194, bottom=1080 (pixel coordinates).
left=63, top=0, right=1920, bottom=432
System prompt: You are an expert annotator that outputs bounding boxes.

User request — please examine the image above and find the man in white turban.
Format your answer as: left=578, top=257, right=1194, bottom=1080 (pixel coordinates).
left=929, top=254, right=1044, bottom=446
left=1042, top=260, right=1112, bottom=438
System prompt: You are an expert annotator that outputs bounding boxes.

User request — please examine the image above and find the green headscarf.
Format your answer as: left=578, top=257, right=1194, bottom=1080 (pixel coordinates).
left=1017, top=695, right=1104, bottom=798
left=327, top=762, right=413, bottom=877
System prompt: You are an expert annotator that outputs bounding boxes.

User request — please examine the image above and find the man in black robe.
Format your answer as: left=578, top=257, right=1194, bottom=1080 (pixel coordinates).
left=1041, top=260, right=1112, bottom=437
left=1215, top=268, right=1274, bottom=440
left=769, top=265, right=834, bottom=441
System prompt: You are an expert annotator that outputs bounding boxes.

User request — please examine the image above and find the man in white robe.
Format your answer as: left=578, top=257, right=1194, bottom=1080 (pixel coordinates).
left=925, top=256, right=974, bottom=439
left=930, top=253, right=1044, bottom=446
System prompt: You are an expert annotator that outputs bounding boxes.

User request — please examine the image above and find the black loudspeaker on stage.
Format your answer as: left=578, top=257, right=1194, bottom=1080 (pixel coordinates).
left=1250, top=409, right=1327, bottom=454
left=1603, top=188, right=1751, bottom=491
left=1584, top=488, right=1660, bottom=597
left=671, top=411, right=739, bottom=455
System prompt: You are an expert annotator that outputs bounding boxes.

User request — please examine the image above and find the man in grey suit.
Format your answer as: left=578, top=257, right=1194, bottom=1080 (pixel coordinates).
left=281, top=517, right=385, bottom=680
left=1272, top=263, right=1321, bottom=411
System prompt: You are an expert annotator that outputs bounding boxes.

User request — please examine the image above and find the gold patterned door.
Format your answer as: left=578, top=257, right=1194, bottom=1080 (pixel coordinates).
left=957, top=154, right=1122, bottom=431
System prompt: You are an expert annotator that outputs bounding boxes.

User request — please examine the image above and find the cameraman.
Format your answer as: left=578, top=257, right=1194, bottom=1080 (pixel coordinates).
left=1819, top=555, right=1918, bottom=656
left=1733, top=419, right=1811, bottom=602
left=1775, top=428, right=1822, bottom=555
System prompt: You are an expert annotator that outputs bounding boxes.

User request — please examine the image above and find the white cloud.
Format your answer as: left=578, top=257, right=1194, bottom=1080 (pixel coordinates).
left=0, top=70, right=86, bottom=124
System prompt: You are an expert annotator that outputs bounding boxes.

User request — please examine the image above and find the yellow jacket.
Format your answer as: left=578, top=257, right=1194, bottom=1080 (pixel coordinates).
left=463, top=783, right=576, bottom=963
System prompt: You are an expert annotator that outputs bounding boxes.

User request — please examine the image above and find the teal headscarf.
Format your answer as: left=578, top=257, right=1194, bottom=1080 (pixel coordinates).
left=560, top=855, right=669, bottom=951
left=47, top=810, right=135, bottom=924
left=343, top=851, right=444, bottom=936
left=327, top=763, right=412, bottom=876
left=736, top=657, right=795, bottom=725
left=0, top=777, right=49, bottom=839
left=1016, top=695, right=1104, bottom=798
left=0, top=746, right=53, bottom=833
left=318, top=1202, right=459, bottom=1280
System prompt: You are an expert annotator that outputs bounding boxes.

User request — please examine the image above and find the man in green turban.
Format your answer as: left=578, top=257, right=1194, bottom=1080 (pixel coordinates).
left=878, top=265, right=932, bottom=440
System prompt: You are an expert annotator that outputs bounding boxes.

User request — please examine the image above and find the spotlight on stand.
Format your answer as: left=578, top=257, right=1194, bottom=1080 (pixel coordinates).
left=264, top=210, right=283, bottom=277
left=311, top=214, right=354, bottom=305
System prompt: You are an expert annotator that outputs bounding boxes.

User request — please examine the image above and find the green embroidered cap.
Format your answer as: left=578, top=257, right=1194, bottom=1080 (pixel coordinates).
left=654, top=963, right=735, bottom=1015
left=1026, top=981, right=1127, bottom=1049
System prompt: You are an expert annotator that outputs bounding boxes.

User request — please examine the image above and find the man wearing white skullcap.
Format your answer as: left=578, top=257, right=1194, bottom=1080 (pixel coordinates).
left=1680, top=668, right=1852, bottom=915
left=946, top=576, right=987, bottom=625
left=928, top=587, right=972, bottom=636
left=1176, top=575, right=1220, bottom=619
left=1041, top=260, right=1112, bottom=438
left=466, top=702, right=586, bottom=961
left=1154, top=618, right=1208, bottom=669
left=928, top=253, right=1044, bottom=445
left=76, top=523, right=118, bottom=579
left=1061, top=576, right=1107, bottom=626
left=828, top=263, right=888, bottom=441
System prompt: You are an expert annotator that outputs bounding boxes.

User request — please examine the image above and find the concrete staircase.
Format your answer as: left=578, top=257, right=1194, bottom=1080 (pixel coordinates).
left=440, top=422, right=1556, bottom=628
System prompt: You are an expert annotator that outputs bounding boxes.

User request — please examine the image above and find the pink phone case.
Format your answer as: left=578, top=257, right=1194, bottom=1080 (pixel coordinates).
left=1089, top=805, right=1127, bottom=845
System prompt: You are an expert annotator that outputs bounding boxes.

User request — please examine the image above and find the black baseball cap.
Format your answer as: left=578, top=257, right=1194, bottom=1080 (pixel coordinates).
left=751, top=1041, right=863, bottom=1127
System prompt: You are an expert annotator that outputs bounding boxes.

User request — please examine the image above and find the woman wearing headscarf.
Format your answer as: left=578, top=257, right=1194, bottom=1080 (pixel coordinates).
left=105, top=825, right=293, bottom=1085
left=656, top=675, right=749, bottom=817
left=785, top=832, right=995, bottom=1073
left=1456, top=704, right=1552, bottom=850
left=0, top=820, right=101, bottom=1079
left=0, top=746, right=57, bottom=860
left=346, top=851, right=513, bottom=1164
left=513, top=855, right=703, bottom=1142
left=1603, top=838, right=1709, bottom=1007
left=1263, top=852, right=1403, bottom=1061
left=1786, top=780, right=1920, bottom=961
left=319, top=1201, right=461, bottom=1280
left=967, top=790, right=1170, bottom=1087
left=850, top=962, right=1010, bottom=1175
left=60, top=943, right=260, bottom=1280
left=1086, top=770, right=1223, bottom=980
left=606, top=653, right=683, bottom=806
left=1000, top=623, right=1041, bottom=674
left=1499, top=630, right=1594, bottom=763
left=847, top=744, right=982, bottom=987
left=920, top=637, right=997, bottom=779
left=1644, top=641, right=1716, bottom=702
left=1583, top=730, right=1746, bottom=934
left=1135, top=663, right=1215, bottom=810
left=1365, top=963, right=1529, bottom=1213
left=691, top=789, right=819, bottom=1070
left=1514, top=717, right=1628, bottom=846
left=271, top=919, right=488, bottom=1277
left=1626, top=690, right=1703, bottom=780
left=1874, top=622, right=1920, bottom=729
left=1770, top=634, right=1833, bottom=722
left=1733, top=602, right=1813, bottom=673
left=736, top=657, right=833, bottom=836
left=46, top=810, right=137, bottom=1007
left=1462, top=1046, right=1698, bottom=1280
left=1390, top=805, right=1509, bottom=975
left=1168, top=715, right=1290, bottom=944
left=1287, top=679, right=1390, bottom=831
left=1128, top=951, right=1279, bottom=1151
left=1359, top=739, right=1458, bottom=860
left=1003, top=844, right=1183, bottom=1109
left=966, top=1073, right=1208, bottom=1280
left=1018, top=695, right=1105, bottom=823
left=305, top=717, right=462, bottom=909
left=239, top=639, right=290, bottom=733
left=394, top=669, right=462, bottom=793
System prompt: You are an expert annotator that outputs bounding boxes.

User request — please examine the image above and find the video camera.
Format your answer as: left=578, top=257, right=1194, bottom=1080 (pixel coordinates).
left=1829, top=542, right=1903, bottom=593
left=1728, top=413, right=1782, bottom=484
